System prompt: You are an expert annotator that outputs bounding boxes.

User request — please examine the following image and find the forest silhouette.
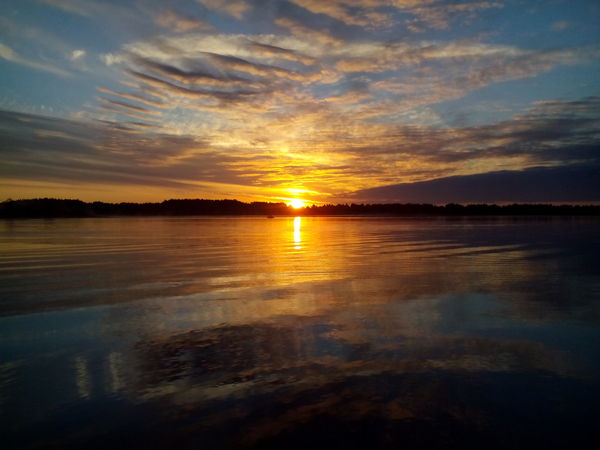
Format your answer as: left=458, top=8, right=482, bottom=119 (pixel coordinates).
left=1, top=198, right=599, bottom=218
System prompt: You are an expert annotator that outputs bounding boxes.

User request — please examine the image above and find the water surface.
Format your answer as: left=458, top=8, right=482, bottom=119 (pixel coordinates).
left=1, top=217, right=599, bottom=449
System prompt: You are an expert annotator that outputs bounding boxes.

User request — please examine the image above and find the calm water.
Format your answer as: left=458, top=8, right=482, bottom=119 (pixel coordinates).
left=1, top=217, right=600, bottom=449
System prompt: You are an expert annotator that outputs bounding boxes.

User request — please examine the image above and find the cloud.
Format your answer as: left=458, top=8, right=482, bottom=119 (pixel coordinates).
left=98, top=97, right=162, bottom=116
left=96, top=87, right=168, bottom=109
left=196, top=0, right=250, bottom=19
left=123, top=69, right=270, bottom=111
left=155, top=9, right=213, bottom=33
left=405, top=1, right=501, bottom=31
left=97, top=104, right=163, bottom=122
left=0, top=16, right=73, bottom=56
left=0, top=109, right=263, bottom=192
left=95, top=27, right=600, bottom=141
left=364, top=44, right=600, bottom=112
left=39, top=0, right=139, bottom=22
left=243, top=40, right=316, bottom=66
left=109, top=31, right=595, bottom=121
left=348, top=163, right=600, bottom=203
left=288, top=0, right=501, bottom=30
left=2, top=92, right=599, bottom=203
left=100, top=53, right=124, bottom=66
left=69, top=49, right=86, bottom=61
left=288, top=0, right=391, bottom=28
left=90, top=32, right=345, bottom=122
left=274, top=17, right=344, bottom=47
left=324, top=96, right=600, bottom=193
left=0, top=42, right=70, bottom=77
left=0, top=15, right=91, bottom=73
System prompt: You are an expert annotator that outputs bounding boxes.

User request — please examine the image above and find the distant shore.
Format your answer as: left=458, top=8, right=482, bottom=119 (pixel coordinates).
left=1, top=198, right=600, bottom=218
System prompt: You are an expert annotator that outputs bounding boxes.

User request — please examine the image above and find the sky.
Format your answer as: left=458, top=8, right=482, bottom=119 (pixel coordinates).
left=1, top=0, right=599, bottom=204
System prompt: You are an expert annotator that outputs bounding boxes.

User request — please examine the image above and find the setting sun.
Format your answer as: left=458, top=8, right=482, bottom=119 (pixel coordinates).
left=289, top=199, right=307, bottom=209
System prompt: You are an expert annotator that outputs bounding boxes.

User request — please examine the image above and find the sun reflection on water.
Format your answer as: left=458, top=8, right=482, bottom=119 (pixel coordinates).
left=293, top=216, right=302, bottom=250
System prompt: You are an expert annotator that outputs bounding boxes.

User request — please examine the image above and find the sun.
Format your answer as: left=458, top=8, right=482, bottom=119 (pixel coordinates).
left=289, top=199, right=307, bottom=209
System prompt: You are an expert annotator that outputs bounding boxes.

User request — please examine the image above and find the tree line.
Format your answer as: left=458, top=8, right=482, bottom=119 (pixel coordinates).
left=1, top=198, right=599, bottom=218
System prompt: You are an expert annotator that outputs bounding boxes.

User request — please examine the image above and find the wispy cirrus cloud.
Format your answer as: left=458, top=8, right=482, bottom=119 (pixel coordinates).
left=0, top=42, right=70, bottom=77
left=287, top=0, right=501, bottom=30
left=196, top=0, right=251, bottom=19
left=154, top=9, right=214, bottom=33
left=274, top=17, right=344, bottom=47
left=38, top=0, right=139, bottom=21
left=404, top=1, right=502, bottom=32
left=96, top=104, right=163, bottom=123
left=92, top=27, right=599, bottom=135
left=98, top=97, right=162, bottom=116
left=96, top=86, right=168, bottom=109
left=0, top=15, right=91, bottom=75
left=288, top=0, right=391, bottom=28
left=69, top=50, right=86, bottom=61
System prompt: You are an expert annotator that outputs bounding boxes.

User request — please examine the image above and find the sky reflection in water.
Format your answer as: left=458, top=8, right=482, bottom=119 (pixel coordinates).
left=1, top=217, right=600, bottom=449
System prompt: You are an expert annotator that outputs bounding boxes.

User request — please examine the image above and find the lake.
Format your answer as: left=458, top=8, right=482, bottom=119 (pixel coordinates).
left=1, top=216, right=599, bottom=449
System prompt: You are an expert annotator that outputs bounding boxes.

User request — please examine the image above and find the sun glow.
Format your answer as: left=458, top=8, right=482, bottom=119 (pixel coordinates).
left=289, top=199, right=307, bottom=209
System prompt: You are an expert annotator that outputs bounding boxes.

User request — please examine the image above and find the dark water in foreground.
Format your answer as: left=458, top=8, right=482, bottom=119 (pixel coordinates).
left=1, top=217, right=599, bottom=449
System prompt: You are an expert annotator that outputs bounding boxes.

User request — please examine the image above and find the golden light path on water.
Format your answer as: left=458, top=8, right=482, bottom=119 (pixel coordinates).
left=293, top=216, right=302, bottom=250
